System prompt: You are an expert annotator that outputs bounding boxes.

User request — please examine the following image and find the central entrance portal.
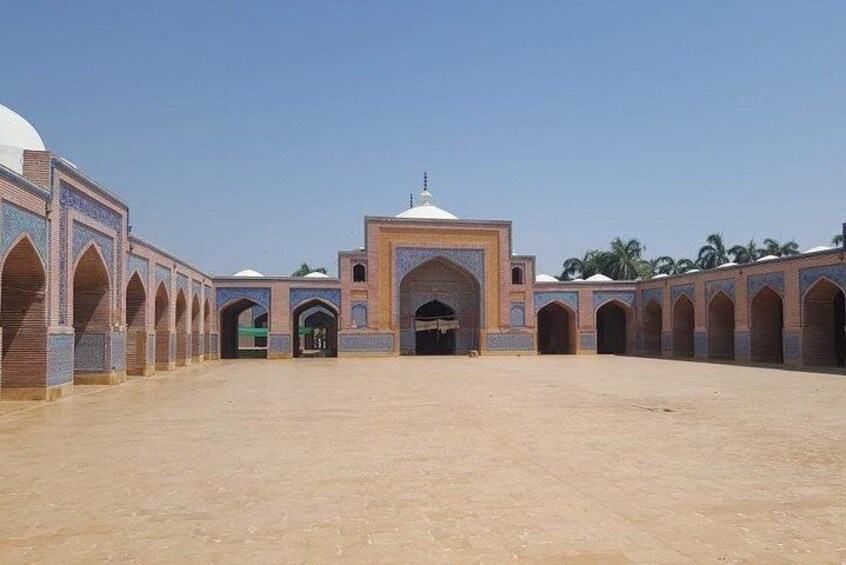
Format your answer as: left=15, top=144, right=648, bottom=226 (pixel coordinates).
left=414, top=300, right=457, bottom=355
left=399, top=257, right=480, bottom=355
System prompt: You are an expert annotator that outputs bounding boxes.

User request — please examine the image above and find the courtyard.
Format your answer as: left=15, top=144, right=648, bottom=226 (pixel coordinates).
left=0, top=357, right=844, bottom=564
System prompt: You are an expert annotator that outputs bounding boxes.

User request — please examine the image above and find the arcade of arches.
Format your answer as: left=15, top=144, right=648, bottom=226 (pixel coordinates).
left=293, top=300, right=338, bottom=358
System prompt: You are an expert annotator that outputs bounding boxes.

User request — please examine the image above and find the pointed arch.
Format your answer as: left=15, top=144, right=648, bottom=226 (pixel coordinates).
left=191, top=294, right=201, bottom=361
left=125, top=272, right=147, bottom=375
left=707, top=290, right=735, bottom=360
left=672, top=294, right=695, bottom=358
left=537, top=300, right=576, bottom=354
left=203, top=297, right=212, bottom=359
left=642, top=298, right=663, bottom=356
left=220, top=298, right=268, bottom=359
left=1, top=236, right=48, bottom=389
left=802, top=277, right=845, bottom=367
left=750, top=285, right=784, bottom=363
left=154, top=282, right=171, bottom=370
left=596, top=299, right=635, bottom=354
left=175, top=289, right=188, bottom=366
left=293, top=298, right=338, bottom=358
left=73, top=244, right=111, bottom=377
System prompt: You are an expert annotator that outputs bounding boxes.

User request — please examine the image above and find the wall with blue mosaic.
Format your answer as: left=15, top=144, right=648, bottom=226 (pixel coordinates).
left=290, top=288, right=341, bottom=311
left=48, top=333, right=74, bottom=386
left=217, top=287, right=271, bottom=310
left=486, top=332, right=534, bottom=351
left=339, top=333, right=394, bottom=352
left=641, top=287, right=663, bottom=308
left=592, top=291, right=636, bottom=311
left=734, top=330, right=750, bottom=359
left=74, top=332, right=106, bottom=372
left=351, top=302, right=368, bottom=328
left=127, top=253, right=149, bottom=283
left=694, top=331, right=707, bottom=356
left=269, top=334, right=291, bottom=354
left=747, top=272, right=785, bottom=298
left=210, top=334, right=219, bottom=357
left=580, top=332, right=596, bottom=351
left=393, top=247, right=485, bottom=325
left=155, top=264, right=172, bottom=289
left=706, top=278, right=735, bottom=302
left=1, top=202, right=47, bottom=263
left=147, top=333, right=156, bottom=367
left=534, top=291, right=578, bottom=313
left=784, top=332, right=801, bottom=361
left=800, top=264, right=846, bottom=295
left=111, top=332, right=125, bottom=372
left=510, top=303, right=525, bottom=327
left=672, top=284, right=695, bottom=304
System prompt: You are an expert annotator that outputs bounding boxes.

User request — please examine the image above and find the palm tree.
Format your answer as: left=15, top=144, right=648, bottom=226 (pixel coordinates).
left=728, top=239, right=761, bottom=263
left=291, top=263, right=327, bottom=277
left=676, top=258, right=697, bottom=273
left=697, top=233, right=730, bottom=269
left=832, top=234, right=843, bottom=246
left=561, top=255, right=585, bottom=280
left=603, top=237, right=645, bottom=280
left=561, top=250, right=604, bottom=280
left=654, top=256, right=676, bottom=275
left=763, top=238, right=800, bottom=257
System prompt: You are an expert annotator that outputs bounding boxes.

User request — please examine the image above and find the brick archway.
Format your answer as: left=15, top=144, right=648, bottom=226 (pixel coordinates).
left=73, top=245, right=111, bottom=380
left=1, top=237, right=47, bottom=393
left=672, top=295, right=695, bottom=358
left=643, top=299, right=663, bottom=356
left=708, top=291, right=735, bottom=360
left=191, top=294, right=201, bottom=361
left=154, top=283, right=171, bottom=370
left=537, top=301, right=576, bottom=354
left=175, top=290, right=188, bottom=366
left=125, top=272, right=147, bottom=375
left=802, top=278, right=846, bottom=367
left=203, top=298, right=212, bottom=359
left=596, top=300, right=633, bottom=354
left=750, top=286, right=783, bottom=363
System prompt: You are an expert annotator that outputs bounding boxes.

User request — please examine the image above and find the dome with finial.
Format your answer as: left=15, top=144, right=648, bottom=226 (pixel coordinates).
left=396, top=172, right=458, bottom=220
left=0, top=104, right=46, bottom=174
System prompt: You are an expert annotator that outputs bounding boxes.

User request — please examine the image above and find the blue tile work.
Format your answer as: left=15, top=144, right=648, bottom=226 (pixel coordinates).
left=290, top=288, right=341, bottom=310
left=694, top=331, right=707, bottom=356
left=706, top=278, right=735, bottom=302
left=800, top=264, right=846, bottom=295
left=534, top=291, right=578, bottom=312
left=59, top=182, right=124, bottom=325
left=210, top=334, right=219, bottom=356
left=269, top=334, right=291, bottom=354
left=217, top=287, right=271, bottom=310
left=593, top=291, right=636, bottom=311
left=339, top=333, right=394, bottom=352
left=747, top=272, right=785, bottom=298
left=510, top=303, right=525, bottom=327
left=394, top=247, right=485, bottom=325
left=155, top=264, right=172, bottom=289
left=580, top=332, right=596, bottom=351
left=399, top=329, right=415, bottom=353
left=661, top=331, right=672, bottom=353
left=74, top=332, right=106, bottom=371
left=176, top=274, right=189, bottom=295
left=192, top=281, right=202, bottom=300
left=146, top=334, right=156, bottom=367
left=47, top=334, right=74, bottom=386
left=784, top=332, right=801, bottom=360
left=127, top=253, right=149, bottom=282
left=1, top=202, right=47, bottom=262
left=486, top=332, right=534, bottom=351
left=111, top=331, right=125, bottom=372
left=204, top=285, right=213, bottom=304
left=72, top=221, right=114, bottom=269
left=641, top=287, right=663, bottom=308
left=735, top=331, right=750, bottom=359
left=351, top=302, right=368, bottom=328
left=672, top=284, right=695, bottom=304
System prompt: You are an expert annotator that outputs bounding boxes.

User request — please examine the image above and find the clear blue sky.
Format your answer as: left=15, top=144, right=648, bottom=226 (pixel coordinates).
left=6, top=1, right=845, bottom=276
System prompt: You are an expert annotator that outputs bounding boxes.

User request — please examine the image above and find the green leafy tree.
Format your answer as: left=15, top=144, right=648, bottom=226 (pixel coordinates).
left=676, top=258, right=697, bottom=273
left=763, top=238, right=800, bottom=257
left=654, top=256, right=676, bottom=275
left=291, top=263, right=327, bottom=277
left=832, top=234, right=843, bottom=246
left=728, top=239, right=761, bottom=263
left=603, top=237, right=646, bottom=280
left=697, top=233, right=730, bottom=269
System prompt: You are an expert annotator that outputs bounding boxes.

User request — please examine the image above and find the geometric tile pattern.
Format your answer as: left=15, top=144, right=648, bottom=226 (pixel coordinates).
left=339, top=333, right=394, bottom=352
left=706, top=278, right=735, bottom=302
left=290, top=288, right=340, bottom=311
left=534, top=291, right=578, bottom=313
left=800, top=264, right=846, bottom=295
left=217, top=287, right=271, bottom=310
left=592, top=290, right=636, bottom=311
left=486, top=332, right=534, bottom=351
left=1, top=201, right=47, bottom=262
left=747, top=272, right=785, bottom=298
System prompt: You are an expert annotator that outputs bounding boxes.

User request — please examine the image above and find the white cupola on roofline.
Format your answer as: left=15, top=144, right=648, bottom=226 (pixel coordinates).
left=0, top=104, right=46, bottom=174
left=395, top=171, right=458, bottom=220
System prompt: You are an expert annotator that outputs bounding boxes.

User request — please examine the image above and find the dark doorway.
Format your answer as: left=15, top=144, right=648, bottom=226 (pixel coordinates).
left=672, top=295, right=695, bottom=358
left=537, top=302, right=575, bottom=354
left=597, top=301, right=627, bottom=354
left=707, top=292, right=735, bottom=360
left=415, top=300, right=456, bottom=355
left=804, top=279, right=846, bottom=367
left=750, top=286, right=784, bottom=364
left=643, top=299, right=662, bottom=356
left=293, top=300, right=338, bottom=358
left=220, top=299, right=268, bottom=359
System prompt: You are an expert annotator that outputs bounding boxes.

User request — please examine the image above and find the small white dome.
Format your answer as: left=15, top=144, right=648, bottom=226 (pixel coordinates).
left=686, top=269, right=700, bottom=273
left=804, top=245, right=831, bottom=254
left=303, top=271, right=330, bottom=278
left=535, top=273, right=559, bottom=283
left=572, top=277, right=585, bottom=282
left=757, top=255, right=779, bottom=262
left=717, top=262, right=738, bottom=269
left=234, top=269, right=264, bottom=277
left=652, top=273, right=669, bottom=278
left=396, top=182, right=458, bottom=220
left=0, top=104, right=46, bottom=174
left=586, top=273, right=613, bottom=282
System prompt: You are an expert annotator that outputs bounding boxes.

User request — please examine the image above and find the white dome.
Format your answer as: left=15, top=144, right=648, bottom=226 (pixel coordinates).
left=233, top=269, right=264, bottom=277
left=585, top=274, right=613, bottom=282
left=0, top=104, right=45, bottom=174
left=686, top=269, right=700, bottom=273
left=804, top=245, right=831, bottom=254
left=535, top=273, right=559, bottom=283
left=717, top=262, right=738, bottom=269
left=757, top=255, right=779, bottom=262
left=572, top=277, right=585, bottom=282
left=652, top=273, right=669, bottom=278
left=303, top=271, right=330, bottom=278
left=396, top=186, right=458, bottom=220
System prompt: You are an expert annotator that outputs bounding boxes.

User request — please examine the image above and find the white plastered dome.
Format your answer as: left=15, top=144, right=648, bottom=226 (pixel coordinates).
left=233, top=269, right=264, bottom=277
left=396, top=185, right=458, bottom=220
left=0, top=104, right=46, bottom=174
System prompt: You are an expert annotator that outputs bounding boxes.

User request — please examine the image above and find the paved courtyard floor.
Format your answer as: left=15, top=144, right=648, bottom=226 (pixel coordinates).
left=1, top=356, right=844, bottom=564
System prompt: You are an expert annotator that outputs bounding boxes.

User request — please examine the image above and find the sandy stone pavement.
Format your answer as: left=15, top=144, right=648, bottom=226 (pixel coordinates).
left=0, top=356, right=844, bottom=564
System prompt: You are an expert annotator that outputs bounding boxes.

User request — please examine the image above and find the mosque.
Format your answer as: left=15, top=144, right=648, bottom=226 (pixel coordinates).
left=0, top=104, right=844, bottom=401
